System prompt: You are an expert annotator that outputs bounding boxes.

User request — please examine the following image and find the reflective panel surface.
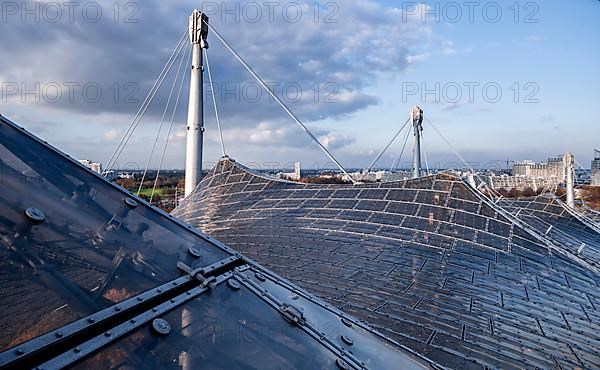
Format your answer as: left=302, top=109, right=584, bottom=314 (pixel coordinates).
left=175, top=157, right=600, bottom=370
left=581, top=204, right=600, bottom=226
left=499, top=195, right=600, bottom=268
left=75, top=265, right=430, bottom=370
left=0, top=115, right=428, bottom=369
left=0, top=120, right=233, bottom=351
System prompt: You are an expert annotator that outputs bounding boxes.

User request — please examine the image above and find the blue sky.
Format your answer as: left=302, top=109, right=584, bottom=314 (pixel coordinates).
left=1, top=0, right=598, bottom=170
left=345, top=0, right=600, bottom=169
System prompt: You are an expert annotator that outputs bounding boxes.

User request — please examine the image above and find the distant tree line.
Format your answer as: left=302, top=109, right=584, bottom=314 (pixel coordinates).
left=581, top=186, right=600, bottom=210
left=293, top=177, right=352, bottom=184
left=116, top=174, right=185, bottom=213
left=494, top=187, right=563, bottom=198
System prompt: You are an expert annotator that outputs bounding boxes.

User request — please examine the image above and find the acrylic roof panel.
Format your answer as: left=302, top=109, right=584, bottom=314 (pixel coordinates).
left=498, top=195, right=600, bottom=268
left=0, top=119, right=230, bottom=351
left=582, top=204, right=600, bottom=226
left=71, top=266, right=431, bottom=370
left=174, top=157, right=600, bottom=370
left=0, top=115, right=429, bottom=369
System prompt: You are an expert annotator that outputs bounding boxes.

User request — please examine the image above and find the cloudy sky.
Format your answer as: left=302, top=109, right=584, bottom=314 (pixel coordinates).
left=1, top=0, right=599, bottom=171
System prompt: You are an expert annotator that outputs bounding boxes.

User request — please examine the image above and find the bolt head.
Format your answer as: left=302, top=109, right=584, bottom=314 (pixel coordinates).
left=124, top=198, right=138, bottom=208
left=152, top=318, right=172, bottom=335
left=227, top=278, right=241, bottom=290
left=25, top=207, right=45, bottom=223
left=336, top=358, right=351, bottom=370
left=341, top=318, right=353, bottom=328
left=187, top=247, right=202, bottom=258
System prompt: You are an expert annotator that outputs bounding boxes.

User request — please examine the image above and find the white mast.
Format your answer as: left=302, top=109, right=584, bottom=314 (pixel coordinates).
left=411, top=106, right=424, bottom=179
left=185, top=10, right=209, bottom=197
left=564, top=152, right=575, bottom=209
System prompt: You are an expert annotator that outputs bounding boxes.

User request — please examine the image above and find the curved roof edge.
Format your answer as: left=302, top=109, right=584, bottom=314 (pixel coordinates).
left=196, top=156, right=600, bottom=275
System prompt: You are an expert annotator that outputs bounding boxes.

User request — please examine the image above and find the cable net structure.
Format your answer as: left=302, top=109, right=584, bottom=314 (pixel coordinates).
left=173, top=157, right=600, bottom=370
left=582, top=205, right=600, bottom=225
left=498, top=195, right=600, bottom=268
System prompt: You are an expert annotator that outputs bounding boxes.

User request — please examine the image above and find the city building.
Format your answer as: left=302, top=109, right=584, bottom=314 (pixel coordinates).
left=592, top=149, right=600, bottom=186
left=512, top=160, right=537, bottom=176
left=117, top=172, right=135, bottom=179
left=512, top=156, right=565, bottom=180
left=486, top=174, right=553, bottom=190
left=279, top=161, right=302, bottom=181
left=547, top=156, right=566, bottom=179
left=77, top=159, right=102, bottom=174
left=488, top=156, right=568, bottom=190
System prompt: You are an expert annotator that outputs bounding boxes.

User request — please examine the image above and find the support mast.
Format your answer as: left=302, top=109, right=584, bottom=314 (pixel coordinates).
left=564, top=152, right=575, bottom=209
left=411, top=106, right=424, bottom=179
left=185, top=10, right=209, bottom=197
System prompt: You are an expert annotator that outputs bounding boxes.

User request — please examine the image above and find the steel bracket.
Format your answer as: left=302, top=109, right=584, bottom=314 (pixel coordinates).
left=0, top=254, right=245, bottom=370
left=280, top=303, right=305, bottom=326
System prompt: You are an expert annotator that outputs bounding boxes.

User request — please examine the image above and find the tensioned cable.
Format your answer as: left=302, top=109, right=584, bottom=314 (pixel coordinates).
left=425, top=117, right=503, bottom=199
left=390, top=127, right=412, bottom=172
left=103, top=30, right=188, bottom=174
left=422, top=118, right=585, bottom=262
left=137, top=42, right=189, bottom=196
left=424, top=116, right=563, bottom=227
left=535, top=178, right=553, bottom=197
left=365, top=118, right=410, bottom=173
left=572, top=159, right=590, bottom=189
left=104, top=31, right=187, bottom=174
left=421, top=130, right=431, bottom=176
left=425, top=118, right=474, bottom=174
left=204, top=21, right=356, bottom=184
left=150, top=44, right=193, bottom=204
left=204, top=48, right=226, bottom=157
left=107, top=36, right=186, bottom=174
left=574, top=158, right=586, bottom=170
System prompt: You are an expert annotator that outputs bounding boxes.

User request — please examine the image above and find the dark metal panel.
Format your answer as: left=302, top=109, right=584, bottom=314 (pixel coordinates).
left=0, top=117, right=232, bottom=351
left=71, top=268, right=431, bottom=370
left=499, top=195, right=600, bottom=268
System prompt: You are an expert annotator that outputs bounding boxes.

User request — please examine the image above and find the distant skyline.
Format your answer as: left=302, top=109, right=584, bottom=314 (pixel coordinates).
left=1, top=0, right=598, bottom=170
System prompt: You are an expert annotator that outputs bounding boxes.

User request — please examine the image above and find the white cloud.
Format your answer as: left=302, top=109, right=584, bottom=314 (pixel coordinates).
left=219, top=120, right=356, bottom=152
left=0, top=0, right=435, bottom=124
left=0, top=0, right=457, bottom=167
left=440, top=40, right=458, bottom=56
left=174, top=129, right=187, bottom=140
left=320, top=133, right=356, bottom=150
left=103, top=128, right=122, bottom=141
left=406, top=53, right=431, bottom=64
